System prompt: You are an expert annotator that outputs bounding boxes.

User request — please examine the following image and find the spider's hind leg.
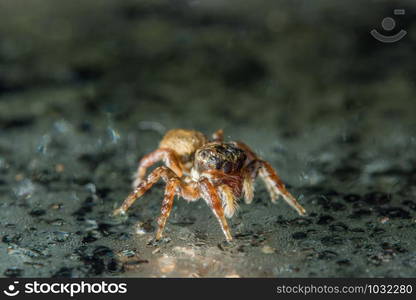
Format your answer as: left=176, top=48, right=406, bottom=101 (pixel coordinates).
left=113, top=166, right=177, bottom=216
left=212, top=129, right=224, bottom=142
left=132, top=148, right=183, bottom=188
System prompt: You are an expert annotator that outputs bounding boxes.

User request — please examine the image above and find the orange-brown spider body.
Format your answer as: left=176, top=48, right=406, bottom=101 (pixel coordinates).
left=113, top=129, right=306, bottom=242
left=131, top=129, right=221, bottom=188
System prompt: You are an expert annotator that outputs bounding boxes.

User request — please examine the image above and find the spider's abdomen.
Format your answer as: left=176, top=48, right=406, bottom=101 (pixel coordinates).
left=159, top=129, right=208, bottom=159
left=194, top=142, right=247, bottom=174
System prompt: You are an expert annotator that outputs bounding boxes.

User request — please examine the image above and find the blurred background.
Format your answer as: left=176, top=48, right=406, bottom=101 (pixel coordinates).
left=0, top=0, right=416, bottom=278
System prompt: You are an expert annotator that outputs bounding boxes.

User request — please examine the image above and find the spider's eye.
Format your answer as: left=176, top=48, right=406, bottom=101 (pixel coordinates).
left=223, top=161, right=232, bottom=173
left=215, top=161, right=222, bottom=170
left=199, top=150, right=207, bottom=159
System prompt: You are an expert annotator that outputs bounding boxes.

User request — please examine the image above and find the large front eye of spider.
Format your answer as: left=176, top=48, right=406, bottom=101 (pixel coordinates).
left=198, top=150, right=209, bottom=160
left=195, top=149, right=216, bottom=170
left=221, top=161, right=233, bottom=173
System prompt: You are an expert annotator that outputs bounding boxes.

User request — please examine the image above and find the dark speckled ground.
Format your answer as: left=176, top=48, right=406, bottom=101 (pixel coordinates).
left=1, top=0, right=416, bottom=278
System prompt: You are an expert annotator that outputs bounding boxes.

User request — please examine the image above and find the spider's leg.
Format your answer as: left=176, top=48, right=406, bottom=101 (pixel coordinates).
left=218, top=184, right=238, bottom=218
left=156, top=176, right=206, bottom=239
left=233, top=141, right=258, bottom=161
left=259, top=160, right=306, bottom=216
left=199, top=178, right=233, bottom=242
left=155, top=178, right=179, bottom=240
left=234, top=141, right=305, bottom=215
left=133, top=148, right=183, bottom=188
left=259, top=168, right=280, bottom=203
left=212, top=129, right=224, bottom=142
left=113, top=166, right=177, bottom=216
left=242, top=160, right=262, bottom=204
left=155, top=177, right=204, bottom=239
left=233, top=142, right=264, bottom=204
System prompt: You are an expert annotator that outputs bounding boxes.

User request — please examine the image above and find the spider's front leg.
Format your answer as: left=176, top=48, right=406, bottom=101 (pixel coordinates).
left=155, top=177, right=180, bottom=240
left=132, top=148, right=183, bottom=188
left=242, top=160, right=262, bottom=204
left=157, top=178, right=202, bottom=240
left=259, top=160, right=306, bottom=216
left=236, top=141, right=306, bottom=216
left=113, top=166, right=178, bottom=216
left=242, top=159, right=279, bottom=205
left=198, top=178, right=233, bottom=242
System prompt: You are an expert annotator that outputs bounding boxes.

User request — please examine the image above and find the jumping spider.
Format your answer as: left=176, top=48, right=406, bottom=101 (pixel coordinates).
left=113, top=129, right=306, bottom=242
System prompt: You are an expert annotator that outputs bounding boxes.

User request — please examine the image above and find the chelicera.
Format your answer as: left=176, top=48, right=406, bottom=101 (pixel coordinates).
left=113, top=129, right=306, bottom=242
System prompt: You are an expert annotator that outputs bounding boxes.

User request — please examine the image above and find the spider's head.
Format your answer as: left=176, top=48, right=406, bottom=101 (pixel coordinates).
left=193, top=142, right=247, bottom=177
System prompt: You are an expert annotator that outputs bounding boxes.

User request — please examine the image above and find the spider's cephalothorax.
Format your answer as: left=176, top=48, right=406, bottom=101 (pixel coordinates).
left=113, top=129, right=306, bottom=242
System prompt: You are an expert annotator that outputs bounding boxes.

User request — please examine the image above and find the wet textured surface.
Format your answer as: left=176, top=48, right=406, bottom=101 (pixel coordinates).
left=1, top=0, right=416, bottom=277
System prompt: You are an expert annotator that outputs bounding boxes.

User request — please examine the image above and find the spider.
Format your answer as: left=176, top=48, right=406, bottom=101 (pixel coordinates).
left=113, top=128, right=306, bottom=242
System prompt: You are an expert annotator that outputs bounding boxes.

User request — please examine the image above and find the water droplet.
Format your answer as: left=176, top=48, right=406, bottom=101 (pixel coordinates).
left=318, top=250, right=338, bottom=260
left=336, top=259, right=351, bottom=266
left=53, top=231, right=70, bottom=242
left=13, top=179, right=35, bottom=199
left=4, top=267, right=23, bottom=277
left=321, top=235, right=344, bottom=246
left=29, top=209, right=46, bottom=217
left=317, top=215, right=334, bottom=225
left=37, top=134, right=51, bottom=154
left=85, top=183, right=96, bottom=194
left=292, top=232, right=307, bottom=239
left=53, top=119, right=72, bottom=133
left=107, top=127, right=121, bottom=144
